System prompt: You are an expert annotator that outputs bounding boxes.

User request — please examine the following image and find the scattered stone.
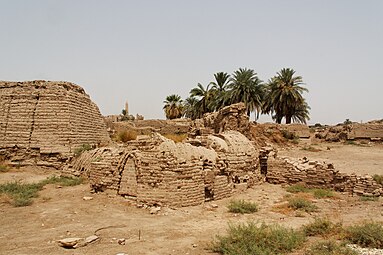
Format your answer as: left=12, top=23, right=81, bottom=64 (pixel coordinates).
left=82, top=196, right=93, bottom=201
left=84, top=235, right=99, bottom=244
left=117, top=238, right=126, bottom=245
left=57, top=237, right=83, bottom=248
left=149, top=207, right=161, bottom=214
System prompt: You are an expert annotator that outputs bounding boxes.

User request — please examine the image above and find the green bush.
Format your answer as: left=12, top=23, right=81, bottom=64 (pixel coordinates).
left=344, top=222, right=383, bottom=248
left=74, top=143, right=92, bottom=156
left=288, top=197, right=318, bottom=213
left=303, top=218, right=337, bottom=236
left=305, top=240, right=357, bottom=255
left=281, top=130, right=299, bottom=140
left=373, top=174, right=383, bottom=186
left=227, top=199, right=258, bottom=214
left=212, top=222, right=306, bottom=255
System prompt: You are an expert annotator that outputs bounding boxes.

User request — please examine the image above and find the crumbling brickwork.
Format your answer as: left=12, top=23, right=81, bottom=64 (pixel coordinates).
left=0, top=80, right=110, bottom=168
left=267, top=156, right=383, bottom=197
left=63, top=131, right=261, bottom=207
left=189, top=103, right=250, bottom=137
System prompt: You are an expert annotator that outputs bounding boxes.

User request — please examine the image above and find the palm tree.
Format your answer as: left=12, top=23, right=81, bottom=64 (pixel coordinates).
left=227, top=68, right=265, bottom=119
left=163, top=94, right=183, bottom=119
left=263, top=68, right=309, bottom=124
left=210, top=72, right=230, bottom=111
left=183, top=96, right=199, bottom=120
left=189, top=83, right=214, bottom=118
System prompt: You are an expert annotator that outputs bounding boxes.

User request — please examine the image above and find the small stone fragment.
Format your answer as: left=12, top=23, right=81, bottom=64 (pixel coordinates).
left=83, top=196, right=93, bottom=201
left=58, top=237, right=83, bottom=248
left=117, top=238, right=126, bottom=245
left=149, top=207, right=161, bottom=214
left=85, top=235, right=99, bottom=244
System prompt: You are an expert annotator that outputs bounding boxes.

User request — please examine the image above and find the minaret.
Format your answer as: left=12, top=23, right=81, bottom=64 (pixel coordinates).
left=125, top=101, right=129, bottom=115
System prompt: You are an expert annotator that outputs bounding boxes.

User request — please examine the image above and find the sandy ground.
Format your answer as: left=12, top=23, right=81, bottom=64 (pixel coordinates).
left=0, top=142, right=382, bottom=255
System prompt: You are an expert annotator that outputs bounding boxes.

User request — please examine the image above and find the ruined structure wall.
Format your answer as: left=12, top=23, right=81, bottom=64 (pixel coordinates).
left=267, top=156, right=383, bottom=197
left=63, top=131, right=261, bottom=207
left=0, top=81, right=110, bottom=166
left=348, top=124, right=383, bottom=139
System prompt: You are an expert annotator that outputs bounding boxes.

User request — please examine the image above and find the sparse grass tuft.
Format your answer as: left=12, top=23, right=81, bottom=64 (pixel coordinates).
left=116, top=130, right=137, bottom=142
left=0, top=164, right=8, bottom=172
left=372, top=174, right=383, bottom=186
left=312, top=188, right=335, bottom=199
left=288, top=197, right=318, bottom=213
left=0, top=182, right=44, bottom=207
left=305, top=240, right=357, bottom=255
left=163, top=133, right=188, bottom=143
left=286, top=184, right=309, bottom=193
left=41, top=176, right=83, bottom=186
left=74, top=143, right=92, bottom=156
left=286, top=185, right=336, bottom=199
left=344, top=221, right=383, bottom=248
left=212, top=222, right=306, bottom=255
left=227, top=199, right=258, bottom=214
left=301, top=146, right=321, bottom=152
left=303, top=218, right=340, bottom=237
left=359, top=196, right=379, bottom=202
left=0, top=176, right=83, bottom=207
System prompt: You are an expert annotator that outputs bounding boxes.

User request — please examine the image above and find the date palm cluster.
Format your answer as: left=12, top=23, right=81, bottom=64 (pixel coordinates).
left=163, top=68, right=310, bottom=124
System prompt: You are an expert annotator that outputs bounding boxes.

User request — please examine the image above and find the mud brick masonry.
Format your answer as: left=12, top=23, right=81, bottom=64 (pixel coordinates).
left=1, top=81, right=382, bottom=207
left=63, top=131, right=262, bottom=207
left=0, top=81, right=110, bottom=168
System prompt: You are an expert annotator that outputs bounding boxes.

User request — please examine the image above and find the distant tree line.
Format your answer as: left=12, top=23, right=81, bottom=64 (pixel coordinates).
left=163, top=67, right=310, bottom=124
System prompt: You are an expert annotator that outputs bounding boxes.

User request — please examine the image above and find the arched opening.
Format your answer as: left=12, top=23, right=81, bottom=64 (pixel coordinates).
left=118, top=157, right=137, bottom=197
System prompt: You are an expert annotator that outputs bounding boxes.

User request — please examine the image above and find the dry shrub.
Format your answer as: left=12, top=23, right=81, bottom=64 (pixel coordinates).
left=227, top=199, right=258, bottom=214
left=117, top=130, right=137, bottom=142
left=212, top=222, right=306, bottom=255
left=163, top=133, right=187, bottom=143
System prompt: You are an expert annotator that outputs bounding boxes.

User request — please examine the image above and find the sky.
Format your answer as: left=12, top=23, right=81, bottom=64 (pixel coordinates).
left=0, top=0, right=382, bottom=125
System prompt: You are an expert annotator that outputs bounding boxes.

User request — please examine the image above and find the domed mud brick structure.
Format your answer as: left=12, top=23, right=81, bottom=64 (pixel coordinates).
left=63, top=131, right=262, bottom=207
left=0, top=80, right=110, bottom=168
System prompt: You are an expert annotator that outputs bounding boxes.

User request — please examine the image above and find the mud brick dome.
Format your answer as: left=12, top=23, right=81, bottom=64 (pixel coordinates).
left=0, top=80, right=110, bottom=167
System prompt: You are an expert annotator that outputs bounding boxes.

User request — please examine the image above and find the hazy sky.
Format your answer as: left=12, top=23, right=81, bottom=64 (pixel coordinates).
left=1, top=0, right=382, bottom=125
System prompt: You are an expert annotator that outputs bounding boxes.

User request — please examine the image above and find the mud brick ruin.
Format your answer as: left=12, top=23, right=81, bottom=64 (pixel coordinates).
left=267, top=156, right=383, bottom=197
left=1, top=80, right=382, bottom=207
left=0, top=81, right=110, bottom=168
left=63, top=131, right=261, bottom=207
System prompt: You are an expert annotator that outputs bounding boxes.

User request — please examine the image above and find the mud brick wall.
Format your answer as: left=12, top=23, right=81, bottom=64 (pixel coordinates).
left=214, top=175, right=232, bottom=200
left=63, top=131, right=261, bottom=207
left=267, top=156, right=383, bottom=197
left=0, top=81, right=110, bottom=168
left=348, top=124, right=383, bottom=140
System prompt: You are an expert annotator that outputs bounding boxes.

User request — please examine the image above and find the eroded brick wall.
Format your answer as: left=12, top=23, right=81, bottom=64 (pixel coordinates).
left=0, top=80, right=110, bottom=168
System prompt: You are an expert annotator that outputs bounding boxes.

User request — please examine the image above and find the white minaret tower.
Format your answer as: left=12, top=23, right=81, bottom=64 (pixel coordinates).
left=125, top=100, right=129, bottom=115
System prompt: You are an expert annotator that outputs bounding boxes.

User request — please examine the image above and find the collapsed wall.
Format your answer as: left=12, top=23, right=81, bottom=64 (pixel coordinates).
left=0, top=80, right=110, bottom=168
left=267, top=156, right=383, bottom=197
left=63, top=131, right=261, bottom=207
